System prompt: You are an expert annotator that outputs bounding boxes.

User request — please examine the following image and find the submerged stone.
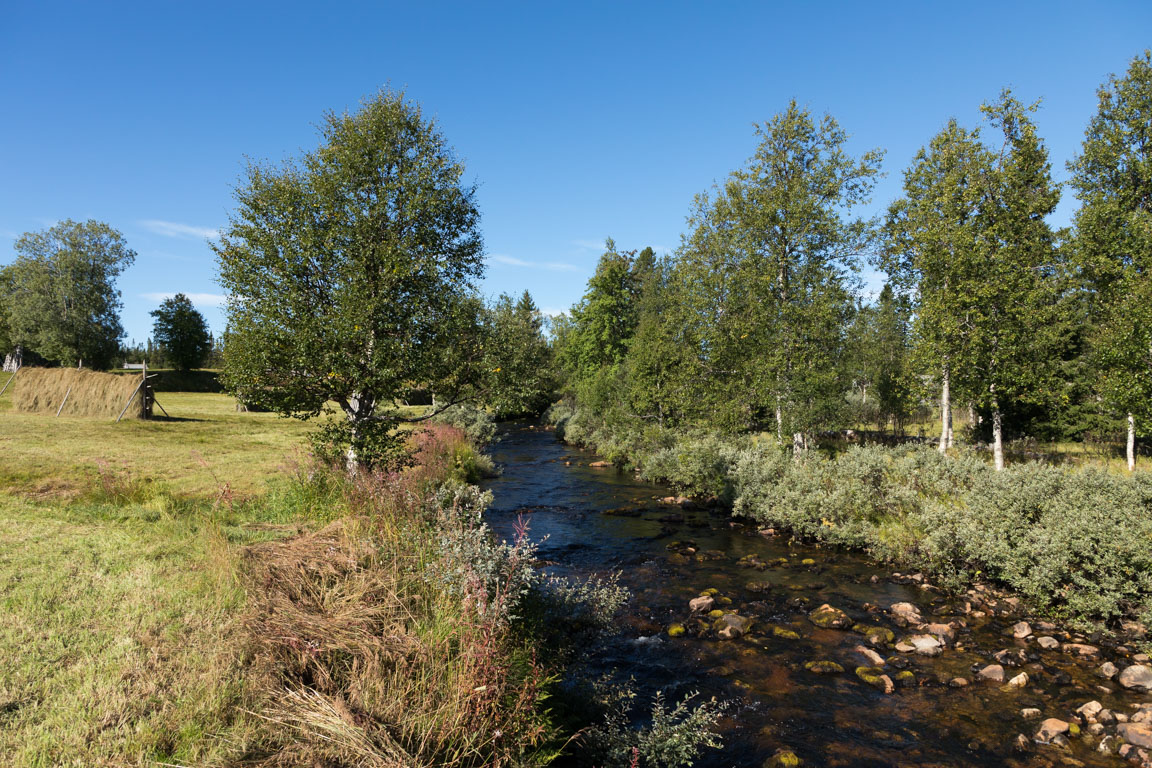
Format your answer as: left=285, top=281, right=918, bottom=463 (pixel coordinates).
left=773, top=626, right=801, bottom=640
left=852, top=624, right=895, bottom=645
left=808, top=603, right=852, bottom=629
left=714, top=613, right=752, bottom=639
left=764, top=749, right=802, bottom=767
left=855, top=666, right=895, bottom=693
left=666, top=623, right=685, bottom=637
left=804, top=660, right=845, bottom=674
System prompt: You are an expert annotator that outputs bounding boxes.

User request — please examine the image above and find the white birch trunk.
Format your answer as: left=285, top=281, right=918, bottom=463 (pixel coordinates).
left=792, top=432, right=804, bottom=458
left=939, top=366, right=951, bottom=454
left=775, top=402, right=783, bottom=443
left=992, top=404, right=1004, bottom=472
left=1127, top=412, right=1136, bottom=472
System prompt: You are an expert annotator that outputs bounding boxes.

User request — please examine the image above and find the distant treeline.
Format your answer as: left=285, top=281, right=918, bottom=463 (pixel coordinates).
left=550, top=52, right=1152, bottom=471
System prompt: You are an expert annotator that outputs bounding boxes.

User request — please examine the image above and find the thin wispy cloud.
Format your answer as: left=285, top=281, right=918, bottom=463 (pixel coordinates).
left=573, top=239, right=606, bottom=251
left=139, top=219, right=219, bottom=240
left=140, top=292, right=227, bottom=308
left=490, top=254, right=580, bottom=272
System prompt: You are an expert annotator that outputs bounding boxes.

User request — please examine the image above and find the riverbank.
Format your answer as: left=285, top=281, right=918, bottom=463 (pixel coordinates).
left=545, top=400, right=1152, bottom=637
left=483, top=421, right=1152, bottom=768
left=0, top=395, right=589, bottom=766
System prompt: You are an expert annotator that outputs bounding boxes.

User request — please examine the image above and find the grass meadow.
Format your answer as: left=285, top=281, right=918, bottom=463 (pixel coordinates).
left=0, top=385, right=533, bottom=767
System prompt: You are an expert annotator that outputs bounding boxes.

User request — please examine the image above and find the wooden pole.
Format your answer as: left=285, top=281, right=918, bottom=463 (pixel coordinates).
left=56, top=385, right=73, bottom=417
left=116, top=380, right=147, bottom=423
left=0, top=365, right=19, bottom=397
left=152, top=398, right=170, bottom=418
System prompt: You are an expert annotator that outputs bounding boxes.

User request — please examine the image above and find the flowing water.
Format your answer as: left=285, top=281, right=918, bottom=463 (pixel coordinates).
left=482, top=424, right=1151, bottom=768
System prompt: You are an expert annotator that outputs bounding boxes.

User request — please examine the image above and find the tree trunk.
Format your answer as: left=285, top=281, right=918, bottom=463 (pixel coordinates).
left=992, top=403, right=1004, bottom=472
left=939, top=366, right=951, bottom=454
left=775, top=402, right=783, bottom=443
left=792, top=431, right=805, bottom=458
left=1127, top=412, right=1136, bottom=472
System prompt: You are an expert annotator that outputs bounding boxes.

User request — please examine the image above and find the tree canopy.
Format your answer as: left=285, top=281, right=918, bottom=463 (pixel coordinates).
left=150, top=293, right=212, bottom=371
left=1, top=219, right=135, bottom=369
left=214, top=89, right=486, bottom=470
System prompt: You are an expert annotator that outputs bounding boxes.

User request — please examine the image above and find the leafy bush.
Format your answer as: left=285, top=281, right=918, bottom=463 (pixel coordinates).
left=584, top=689, right=729, bottom=768
left=553, top=401, right=1152, bottom=629
left=433, top=403, right=498, bottom=446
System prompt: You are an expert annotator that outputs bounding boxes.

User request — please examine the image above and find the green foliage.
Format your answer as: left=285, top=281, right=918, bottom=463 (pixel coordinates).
left=150, top=293, right=212, bottom=371
left=214, top=89, right=487, bottom=470
left=559, top=239, right=644, bottom=382
left=584, top=689, right=729, bottom=768
left=2, top=219, right=135, bottom=369
left=1070, top=51, right=1152, bottom=433
left=486, top=291, right=557, bottom=418
left=554, top=400, right=1152, bottom=628
left=431, top=402, right=498, bottom=446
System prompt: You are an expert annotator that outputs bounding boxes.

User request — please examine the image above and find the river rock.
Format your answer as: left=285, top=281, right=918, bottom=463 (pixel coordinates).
left=1012, top=621, right=1032, bottom=639
left=1007, top=672, right=1029, bottom=688
left=666, top=623, right=685, bottom=637
left=804, top=660, right=845, bottom=674
left=978, top=664, right=1006, bottom=682
left=1021, top=708, right=1042, bottom=719
left=949, top=677, right=970, bottom=688
left=808, top=604, right=852, bottom=629
left=1037, top=636, right=1060, bottom=650
left=1062, top=642, right=1100, bottom=659
left=745, top=581, right=772, bottom=594
left=1119, top=723, right=1152, bottom=748
left=1035, top=718, right=1070, bottom=743
left=1077, top=700, right=1103, bottom=719
left=1098, top=661, right=1118, bottom=679
left=899, top=634, right=944, bottom=656
left=689, top=595, right=715, bottom=613
left=854, top=645, right=886, bottom=666
left=764, top=749, right=802, bottom=767
left=855, top=666, right=895, bottom=693
left=773, top=626, right=801, bottom=640
left=714, top=614, right=752, bottom=640
left=922, top=622, right=956, bottom=641
left=1119, top=664, right=1152, bottom=691
left=994, top=648, right=1029, bottom=666
left=853, top=624, right=895, bottom=646
left=889, top=601, right=922, bottom=626
left=589, top=460, right=612, bottom=468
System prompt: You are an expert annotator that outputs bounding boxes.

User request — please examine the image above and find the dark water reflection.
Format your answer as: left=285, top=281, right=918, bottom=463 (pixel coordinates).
left=482, top=424, right=1141, bottom=768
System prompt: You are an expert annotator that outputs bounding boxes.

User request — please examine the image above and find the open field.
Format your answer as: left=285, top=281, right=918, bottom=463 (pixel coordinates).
left=0, top=389, right=539, bottom=767
left=0, top=390, right=313, bottom=497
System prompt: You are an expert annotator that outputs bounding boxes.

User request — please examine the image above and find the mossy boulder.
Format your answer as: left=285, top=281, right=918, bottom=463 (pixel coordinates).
left=666, top=623, right=686, bottom=637
left=773, top=626, right=801, bottom=640
left=764, top=749, right=802, bottom=767
left=856, top=666, right=895, bottom=693
left=808, top=603, right=852, bottom=629
left=804, top=660, right=845, bottom=674
left=852, top=624, right=896, bottom=645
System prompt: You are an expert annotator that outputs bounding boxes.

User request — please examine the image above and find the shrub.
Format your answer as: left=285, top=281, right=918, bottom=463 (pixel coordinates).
left=432, top=403, right=498, bottom=446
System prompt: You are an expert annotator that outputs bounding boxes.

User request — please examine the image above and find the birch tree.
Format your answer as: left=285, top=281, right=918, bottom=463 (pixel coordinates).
left=1069, top=51, right=1152, bottom=471
left=214, top=89, right=486, bottom=471
left=973, top=93, right=1063, bottom=470
left=679, top=102, right=882, bottom=449
left=883, top=120, right=987, bottom=453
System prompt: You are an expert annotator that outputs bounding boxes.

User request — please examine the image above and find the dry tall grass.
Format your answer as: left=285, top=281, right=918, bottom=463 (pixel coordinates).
left=241, top=425, right=555, bottom=768
left=10, top=367, right=147, bottom=418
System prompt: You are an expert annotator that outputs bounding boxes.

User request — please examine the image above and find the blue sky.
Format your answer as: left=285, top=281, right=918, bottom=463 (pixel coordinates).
left=2, top=1, right=1149, bottom=343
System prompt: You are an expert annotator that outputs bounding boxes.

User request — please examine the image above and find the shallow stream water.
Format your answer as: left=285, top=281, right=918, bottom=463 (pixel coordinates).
left=482, top=424, right=1151, bottom=768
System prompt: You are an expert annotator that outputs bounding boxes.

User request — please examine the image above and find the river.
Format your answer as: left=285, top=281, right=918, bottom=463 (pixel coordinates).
left=482, top=424, right=1152, bottom=768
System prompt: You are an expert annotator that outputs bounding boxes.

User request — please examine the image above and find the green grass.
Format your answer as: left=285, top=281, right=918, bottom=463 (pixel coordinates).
left=0, top=389, right=319, bottom=765
left=0, top=391, right=312, bottom=497
left=0, top=494, right=290, bottom=767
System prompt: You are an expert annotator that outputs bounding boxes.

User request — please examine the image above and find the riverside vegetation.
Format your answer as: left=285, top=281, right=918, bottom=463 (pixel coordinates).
left=0, top=389, right=731, bottom=767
